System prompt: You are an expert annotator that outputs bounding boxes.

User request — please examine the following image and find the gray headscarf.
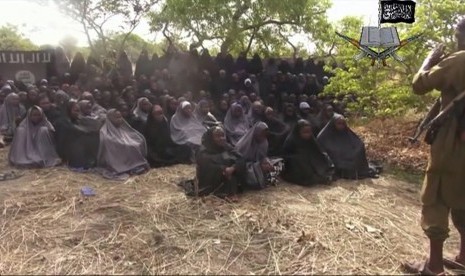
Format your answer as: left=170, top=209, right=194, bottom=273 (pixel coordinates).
left=170, top=101, right=207, bottom=146
left=0, top=93, right=26, bottom=137
left=78, top=100, right=105, bottom=132
left=8, top=106, right=61, bottom=167
left=132, top=97, right=150, bottom=122
left=224, top=102, right=250, bottom=145
left=234, top=121, right=269, bottom=162
left=97, top=109, right=148, bottom=174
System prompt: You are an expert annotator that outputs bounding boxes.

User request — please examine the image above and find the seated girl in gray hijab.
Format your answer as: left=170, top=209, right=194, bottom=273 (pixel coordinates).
left=77, top=99, right=105, bottom=131
left=9, top=106, right=61, bottom=168
left=234, top=121, right=284, bottom=189
left=193, top=99, right=219, bottom=128
left=224, top=102, right=250, bottom=146
left=0, top=93, right=26, bottom=143
left=131, top=97, right=152, bottom=133
left=195, top=126, right=246, bottom=202
left=97, top=109, right=149, bottom=180
left=170, top=101, right=207, bottom=156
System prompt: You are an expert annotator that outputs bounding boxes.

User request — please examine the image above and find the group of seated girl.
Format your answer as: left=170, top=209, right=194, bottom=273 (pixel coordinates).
left=0, top=90, right=379, bottom=193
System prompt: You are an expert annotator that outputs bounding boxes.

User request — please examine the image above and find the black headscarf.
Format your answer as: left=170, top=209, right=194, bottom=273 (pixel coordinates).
left=316, top=114, right=370, bottom=178
left=282, top=119, right=334, bottom=185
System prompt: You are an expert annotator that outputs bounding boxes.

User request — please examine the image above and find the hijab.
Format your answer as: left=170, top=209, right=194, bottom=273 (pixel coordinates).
left=194, top=99, right=215, bottom=123
left=77, top=99, right=105, bottom=131
left=170, top=101, right=207, bottom=146
left=316, top=114, right=369, bottom=171
left=97, top=109, right=148, bottom=173
left=224, top=102, right=250, bottom=142
left=144, top=105, right=172, bottom=149
left=0, top=93, right=26, bottom=136
left=8, top=106, right=61, bottom=167
left=132, top=97, right=151, bottom=122
left=234, top=121, right=268, bottom=162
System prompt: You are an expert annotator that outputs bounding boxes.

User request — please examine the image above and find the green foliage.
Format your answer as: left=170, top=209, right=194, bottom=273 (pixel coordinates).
left=149, top=0, right=331, bottom=56
left=55, top=0, right=159, bottom=55
left=322, top=0, right=463, bottom=117
left=92, top=33, right=165, bottom=63
left=0, top=24, right=38, bottom=51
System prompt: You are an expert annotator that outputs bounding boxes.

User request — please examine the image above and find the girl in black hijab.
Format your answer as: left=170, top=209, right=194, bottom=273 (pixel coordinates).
left=282, top=119, right=334, bottom=186
left=54, top=100, right=100, bottom=169
left=144, top=105, right=191, bottom=167
left=316, top=114, right=379, bottom=179
left=195, top=126, right=246, bottom=202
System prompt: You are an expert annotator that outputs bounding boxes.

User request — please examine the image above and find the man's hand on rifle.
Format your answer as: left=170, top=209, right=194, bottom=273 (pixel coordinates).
left=421, top=44, right=446, bottom=71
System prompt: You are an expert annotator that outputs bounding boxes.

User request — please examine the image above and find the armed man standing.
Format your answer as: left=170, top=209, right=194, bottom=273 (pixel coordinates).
left=404, top=18, right=465, bottom=275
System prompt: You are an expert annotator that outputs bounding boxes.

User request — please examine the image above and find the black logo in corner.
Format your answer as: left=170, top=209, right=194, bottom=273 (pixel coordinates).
left=380, top=0, right=416, bottom=24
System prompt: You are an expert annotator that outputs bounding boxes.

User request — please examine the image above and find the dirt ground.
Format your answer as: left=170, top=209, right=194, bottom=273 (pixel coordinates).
left=0, top=118, right=462, bottom=275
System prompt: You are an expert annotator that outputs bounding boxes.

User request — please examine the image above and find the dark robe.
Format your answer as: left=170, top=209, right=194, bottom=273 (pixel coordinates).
left=43, top=105, right=63, bottom=125
left=248, top=54, right=263, bottom=75
left=280, top=105, right=299, bottom=129
left=53, top=103, right=100, bottom=169
left=235, top=55, right=249, bottom=73
left=135, top=50, right=151, bottom=78
left=195, top=128, right=245, bottom=197
left=263, top=116, right=290, bottom=156
left=293, top=58, right=305, bottom=75
left=316, top=114, right=372, bottom=179
left=144, top=114, right=191, bottom=167
left=69, top=52, right=86, bottom=84
left=282, top=119, right=334, bottom=186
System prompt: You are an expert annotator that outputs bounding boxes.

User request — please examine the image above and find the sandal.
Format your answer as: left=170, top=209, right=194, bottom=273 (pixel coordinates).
left=402, top=261, right=445, bottom=276
left=443, top=257, right=465, bottom=271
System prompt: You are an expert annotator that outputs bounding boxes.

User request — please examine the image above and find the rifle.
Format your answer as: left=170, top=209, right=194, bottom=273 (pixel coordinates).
left=409, top=90, right=465, bottom=144
left=408, top=98, right=441, bottom=144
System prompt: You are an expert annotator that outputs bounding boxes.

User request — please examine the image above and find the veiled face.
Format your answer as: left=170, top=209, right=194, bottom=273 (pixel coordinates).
left=8, top=95, right=20, bottom=106
left=252, top=103, right=263, bottom=115
left=152, top=105, right=164, bottom=122
left=29, top=108, right=43, bottom=125
left=39, top=97, right=52, bottom=111
left=220, top=100, right=229, bottom=111
left=299, top=125, right=313, bottom=140
left=249, top=93, right=257, bottom=102
left=182, top=105, right=193, bottom=117
left=80, top=102, right=92, bottom=116
left=285, top=106, right=294, bottom=116
left=110, top=111, right=124, bottom=128
left=232, top=105, right=243, bottom=117
left=69, top=103, right=80, bottom=120
left=334, top=118, right=347, bottom=131
left=212, top=128, right=226, bottom=148
left=169, top=99, right=178, bottom=111
left=18, top=92, right=28, bottom=103
left=325, top=106, right=334, bottom=117
left=301, top=108, right=310, bottom=115
left=118, top=104, right=130, bottom=118
left=265, top=108, right=274, bottom=120
left=140, top=99, right=152, bottom=113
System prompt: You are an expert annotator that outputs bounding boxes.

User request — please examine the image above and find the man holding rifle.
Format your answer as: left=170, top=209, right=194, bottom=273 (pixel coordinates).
left=404, top=18, right=465, bottom=275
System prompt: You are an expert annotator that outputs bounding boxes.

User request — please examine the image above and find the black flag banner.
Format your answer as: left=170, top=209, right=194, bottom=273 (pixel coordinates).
left=380, top=0, right=416, bottom=24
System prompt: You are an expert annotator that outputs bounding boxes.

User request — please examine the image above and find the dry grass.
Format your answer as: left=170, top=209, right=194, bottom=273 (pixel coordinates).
left=0, top=146, right=461, bottom=275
